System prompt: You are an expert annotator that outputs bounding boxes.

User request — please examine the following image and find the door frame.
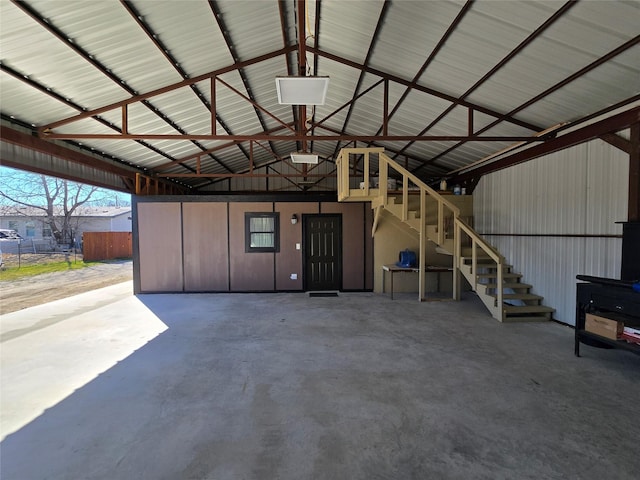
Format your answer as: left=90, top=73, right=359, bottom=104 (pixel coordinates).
left=302, top=213, right=343, bottom=291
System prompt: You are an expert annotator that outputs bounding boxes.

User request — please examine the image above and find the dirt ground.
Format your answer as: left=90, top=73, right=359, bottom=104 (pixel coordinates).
left=0, top=253, right=133, bottom=314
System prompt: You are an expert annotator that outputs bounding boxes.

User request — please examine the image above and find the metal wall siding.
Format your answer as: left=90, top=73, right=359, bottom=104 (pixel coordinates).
left=0, top=5, right=128, bottom=111
left=0, top=76, right=79, bottom=125
left=474, top=139, right=628, bottom=324
left=130, top=1, right=233, bottom=77
left=216, top=0, right=282, bottom=61
left=30, top=0, right=182, bottom=95
left=369, top=0, right=466, bottom=82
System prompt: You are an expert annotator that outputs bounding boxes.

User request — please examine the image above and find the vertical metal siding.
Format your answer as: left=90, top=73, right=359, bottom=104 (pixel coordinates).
left=474, top=138, right=628, bottom=325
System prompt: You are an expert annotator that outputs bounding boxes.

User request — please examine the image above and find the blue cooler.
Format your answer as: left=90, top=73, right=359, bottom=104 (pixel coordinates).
left=397, top=249, right=417, bottom=268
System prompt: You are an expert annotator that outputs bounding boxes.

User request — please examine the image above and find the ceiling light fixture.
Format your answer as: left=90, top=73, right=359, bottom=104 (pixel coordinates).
left=290, top=152, right=319, bottom=164
left=275, top=76, right=329, bottom=105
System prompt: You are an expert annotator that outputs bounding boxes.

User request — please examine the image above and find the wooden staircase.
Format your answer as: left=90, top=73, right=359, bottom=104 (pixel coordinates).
left=337, top=147, right=554, bottom=322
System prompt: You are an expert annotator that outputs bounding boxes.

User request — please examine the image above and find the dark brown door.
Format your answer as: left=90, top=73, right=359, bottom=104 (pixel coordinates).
left=303, top=214, right=342, bottom=291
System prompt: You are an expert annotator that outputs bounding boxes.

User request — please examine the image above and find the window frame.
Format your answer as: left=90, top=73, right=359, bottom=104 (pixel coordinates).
left=244, top=212, right=280, bottom=253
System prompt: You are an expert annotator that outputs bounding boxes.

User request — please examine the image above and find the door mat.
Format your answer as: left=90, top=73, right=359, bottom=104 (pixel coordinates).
left=307, top=291, right=339, bottom=297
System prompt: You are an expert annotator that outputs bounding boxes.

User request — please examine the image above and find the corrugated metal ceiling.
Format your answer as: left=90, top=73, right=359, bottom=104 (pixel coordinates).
left=1, top=0, right=638, bottom=193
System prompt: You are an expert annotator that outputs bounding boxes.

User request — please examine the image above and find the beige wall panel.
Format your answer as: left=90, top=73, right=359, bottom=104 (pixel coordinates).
left=275, top=202, right=319, bottom=290
left=137, top=202, right=183, bottom=292
left=321, top=202, right=365, bottom=290
left=229, top=202, right=274, bottom=291
left=183, top=202, right=229, bottom=291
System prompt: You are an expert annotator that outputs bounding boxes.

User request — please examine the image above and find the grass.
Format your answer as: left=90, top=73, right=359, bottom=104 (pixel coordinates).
left=0, top=260, right=95, bottom=281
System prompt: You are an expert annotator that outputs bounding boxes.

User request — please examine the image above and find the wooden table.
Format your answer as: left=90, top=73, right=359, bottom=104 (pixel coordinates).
left=382, top=264, right=452, bottom=299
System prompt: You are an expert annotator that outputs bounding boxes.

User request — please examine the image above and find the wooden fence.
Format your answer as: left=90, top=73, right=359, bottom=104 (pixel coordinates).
left=83, top=232, right=132, bottom=261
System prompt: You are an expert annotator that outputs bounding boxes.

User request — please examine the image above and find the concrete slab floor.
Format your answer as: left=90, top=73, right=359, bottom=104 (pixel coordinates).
left=1, top=284, right=639, bottom=480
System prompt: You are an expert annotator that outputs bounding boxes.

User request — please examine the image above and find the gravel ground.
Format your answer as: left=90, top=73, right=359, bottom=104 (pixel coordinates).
left=0, top=254, right=133, bottom=314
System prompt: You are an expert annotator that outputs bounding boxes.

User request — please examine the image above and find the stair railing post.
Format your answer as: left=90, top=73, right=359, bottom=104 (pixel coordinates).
left=453, top=217, right=461, bottom=301
left=363, top=152, right=370, bottom=197
left=379, top=156, right=388, bottom=207
left=336, top=152, right=342, bottom=200
left=437, top=202, right=444, bottom=245
left=471, top=238, right=478, bottom=291
left=419, top=188, right=426, bottom=301
left=497, top=257, right=504, bottom=321
left=402, top=175, right=408, bottom=221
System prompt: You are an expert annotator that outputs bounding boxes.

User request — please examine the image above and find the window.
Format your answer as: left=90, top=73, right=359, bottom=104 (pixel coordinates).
left=8, top=221, right=18, bottom=231
left=25, top=222, right=35, bottom=238
left=43, top=227, right=52, bottom=237
left=245, top=212, right=279, bottom=252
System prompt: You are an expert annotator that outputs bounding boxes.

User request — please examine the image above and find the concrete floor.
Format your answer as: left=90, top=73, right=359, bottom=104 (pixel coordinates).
left=1, top=283, right=639, bottom=480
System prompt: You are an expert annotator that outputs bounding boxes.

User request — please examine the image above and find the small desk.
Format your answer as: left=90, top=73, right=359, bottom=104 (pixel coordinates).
left=382, top=264, right=452, bottom=299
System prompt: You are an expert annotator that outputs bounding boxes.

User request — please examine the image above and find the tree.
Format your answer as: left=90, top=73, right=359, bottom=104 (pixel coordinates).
left=0, top=167, right=130, bottom=245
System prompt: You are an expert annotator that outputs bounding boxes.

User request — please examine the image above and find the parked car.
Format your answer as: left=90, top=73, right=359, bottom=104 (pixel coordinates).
left=0, top=229, right=22, bottom=240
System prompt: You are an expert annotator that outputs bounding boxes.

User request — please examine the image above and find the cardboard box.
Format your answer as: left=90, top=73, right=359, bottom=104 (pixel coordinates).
left=585, top=313, right=624, bottom=340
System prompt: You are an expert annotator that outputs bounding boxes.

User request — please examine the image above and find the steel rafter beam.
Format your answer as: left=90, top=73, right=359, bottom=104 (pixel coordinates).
left=10, top=0, right=223, bottom=179
left=314, top=124, right=449, bottom=173
left=306, top=47, right=542, bottom=132
left=38, top=46, right=296, bottom=133
left=296, top=0, right=308, bottom=159
left=0, top=63, right=178, bottom=167
left=307, top=0, right=322, bottom=157
left=394, top=0, right=575, bottom=162
left=207, top=0, right=279, bottom=161
left=329, top=0, right=391, bottom=162
left=153, top=122, right=297, bottom=172
left=366, top=0, right=474, bottom=159
left=159, top=172, right=336, bottom=179
left=416, top=34, right=640, bottom=174
left=278, top=0, right=301, bottom=152
left=451, top=106, right=640, bottom=184
left=1, top=126, right=137, bottom=179
left=310, top=80, right=385, bottom=133
left=121, top=0, right=237, bottom=176
left=40, top=133, right=548, bottom=142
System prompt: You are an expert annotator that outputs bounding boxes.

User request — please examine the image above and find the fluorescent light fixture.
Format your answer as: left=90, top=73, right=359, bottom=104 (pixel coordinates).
left=290, top=153, right=319, bottom=164
left=275, top=76, right=329, bottom=105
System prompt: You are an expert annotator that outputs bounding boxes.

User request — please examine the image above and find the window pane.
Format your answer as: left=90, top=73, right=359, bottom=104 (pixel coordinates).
left=250, top=232, right=274, bottom=248
left=250, top=217, right=274, bottom=233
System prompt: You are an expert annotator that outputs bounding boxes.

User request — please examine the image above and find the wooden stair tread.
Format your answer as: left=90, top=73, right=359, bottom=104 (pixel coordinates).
left=501, top=316, right=551, bottom=323
left=503, top=305, right=555, bottom=313
left=476, top=272, right=522, bottom=279
left=473, top=264, right=513, bottom=270
left=461, top=257, right=501, bottom=264
left=481, top=282, right=533, bottom=289
left=489, top=293, right=544, bottom=300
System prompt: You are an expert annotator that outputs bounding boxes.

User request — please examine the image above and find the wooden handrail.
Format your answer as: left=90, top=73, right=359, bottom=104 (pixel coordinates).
left=378, top=151, right=460, bottom=216
left=456, top=217, right=503, bottom=264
